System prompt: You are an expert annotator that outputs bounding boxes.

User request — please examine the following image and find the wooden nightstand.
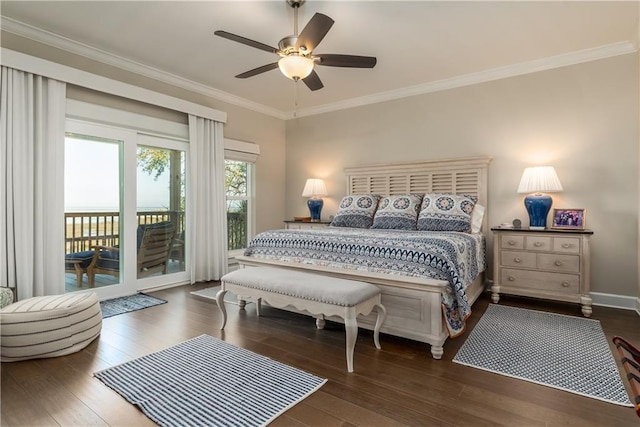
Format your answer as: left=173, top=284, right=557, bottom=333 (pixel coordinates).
left=284, top=220, right=331, bottom=230
left=491, top=226, right=594, bottom=317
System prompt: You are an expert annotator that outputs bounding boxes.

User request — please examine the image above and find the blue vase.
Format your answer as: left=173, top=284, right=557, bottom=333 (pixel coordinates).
left=524, top=193, right=553, bottom=230
left=307, top=198, right=324, bottom=222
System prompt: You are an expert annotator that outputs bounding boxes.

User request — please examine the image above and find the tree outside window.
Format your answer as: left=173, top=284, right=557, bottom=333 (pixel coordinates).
left=137, top=153, right=251, bottom=252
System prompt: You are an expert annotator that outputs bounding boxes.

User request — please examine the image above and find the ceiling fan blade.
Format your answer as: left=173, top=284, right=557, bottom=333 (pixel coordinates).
left=296, top=13, right=334, bottom=52
left=316, top=54, right=377, bottom=68
left=235, top=63, right=279, bottom=79
left=214, top=30, right=278, bottom=54
left=302, top=70, right=324, bottom=91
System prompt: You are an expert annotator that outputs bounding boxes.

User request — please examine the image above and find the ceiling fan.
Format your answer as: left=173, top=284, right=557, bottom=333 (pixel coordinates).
left=214, top=0, right=377, bottom=91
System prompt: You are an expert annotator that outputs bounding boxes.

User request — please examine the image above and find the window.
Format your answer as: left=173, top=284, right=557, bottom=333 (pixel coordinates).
left=224, top=138, right=259, bottom=258
left=225, top=160, right=253, bottom=254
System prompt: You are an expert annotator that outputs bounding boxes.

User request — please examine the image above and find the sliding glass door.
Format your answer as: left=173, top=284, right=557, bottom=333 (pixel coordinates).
left=64, top=120, right=189, bottom=299
left=65, top=132, right=123, bottom=290
left=136, top=135, right=188, bottom=288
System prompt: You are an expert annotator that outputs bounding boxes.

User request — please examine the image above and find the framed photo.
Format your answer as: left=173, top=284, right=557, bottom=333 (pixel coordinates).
left=552, top=208, right=586, bottom=230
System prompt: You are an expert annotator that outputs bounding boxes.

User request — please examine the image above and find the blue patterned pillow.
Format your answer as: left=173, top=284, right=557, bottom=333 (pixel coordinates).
left=371, top=194, right=423, bottom=230
left=330, top=194, right=381, bottom=228
left=417, top=193, right=477, bottom=232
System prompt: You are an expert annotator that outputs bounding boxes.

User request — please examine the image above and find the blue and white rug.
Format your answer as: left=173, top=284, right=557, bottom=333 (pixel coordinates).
left=453, top=304, right=632, bottom=406
left=100, top=293, right=167, bottom=318
left=94, top=334, right=327, bottom=426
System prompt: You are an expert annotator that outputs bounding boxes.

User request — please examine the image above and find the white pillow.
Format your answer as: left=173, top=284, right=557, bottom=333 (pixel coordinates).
left=470, top=203, right=485, bottom=233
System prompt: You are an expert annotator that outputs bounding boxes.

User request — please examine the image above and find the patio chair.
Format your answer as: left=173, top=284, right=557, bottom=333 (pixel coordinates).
left=86, top=222, right=176, bottom=287
left=170, top=230, right=185, bottom=268
left=65, top=251, right=95, bottom=287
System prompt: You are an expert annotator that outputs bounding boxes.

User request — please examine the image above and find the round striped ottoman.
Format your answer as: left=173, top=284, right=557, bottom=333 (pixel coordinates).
left=0, top=292, right=102, bottom=362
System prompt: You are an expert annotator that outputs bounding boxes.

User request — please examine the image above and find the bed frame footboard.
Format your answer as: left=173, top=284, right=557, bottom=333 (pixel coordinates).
left=235, top=256, right=485, bottom=358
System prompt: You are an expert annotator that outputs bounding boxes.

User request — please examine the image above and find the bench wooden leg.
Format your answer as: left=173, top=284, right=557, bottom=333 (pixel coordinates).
left=216, top=289, right=228, bottom=330
left=315, top=315, right=326, bottom=329
left=373, top=303, right=387, bottom=350
left=256, top=298, right=261, bottom=316
left=345, top=316, right=358, bottom=373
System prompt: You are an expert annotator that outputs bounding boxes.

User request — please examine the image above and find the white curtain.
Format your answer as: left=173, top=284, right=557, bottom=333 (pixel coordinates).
left=0, top=66, right=66, bottom=299
left=188, top=115, right=228, bottom=282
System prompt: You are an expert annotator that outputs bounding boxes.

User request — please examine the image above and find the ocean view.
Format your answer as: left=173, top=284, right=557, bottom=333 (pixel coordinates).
left=65, top=206, right=168, bottom=213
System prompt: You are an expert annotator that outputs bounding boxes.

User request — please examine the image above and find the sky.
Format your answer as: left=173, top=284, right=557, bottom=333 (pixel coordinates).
left=64, top=137, right=170, bottom=212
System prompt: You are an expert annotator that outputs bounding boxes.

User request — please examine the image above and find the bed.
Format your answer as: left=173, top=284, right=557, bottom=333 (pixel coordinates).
left=237, top=156, right=492, bottom=358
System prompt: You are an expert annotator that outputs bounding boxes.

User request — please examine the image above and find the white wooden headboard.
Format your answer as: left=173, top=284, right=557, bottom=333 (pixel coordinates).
left=344, top=156, right=492, bottom=230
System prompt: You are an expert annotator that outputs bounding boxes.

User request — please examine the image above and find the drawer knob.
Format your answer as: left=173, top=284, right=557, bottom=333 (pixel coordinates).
left=514, top=257, right=522, bottom=263
left=534, top=242, right=543, bottom=247
left=554, top=260, right=563, bottom=266
left=508, top=240, right=517, bottom=246
left=508, top=276, right=516, bottom=281
left=561, top=281, right=571, bottom=287
left=562, top=243, right=572, bottom=249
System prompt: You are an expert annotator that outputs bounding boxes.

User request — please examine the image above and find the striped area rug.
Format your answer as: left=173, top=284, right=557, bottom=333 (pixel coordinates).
left=453, top=304, right=632, bottom=406
left=94, top=334, right=327, bottom=426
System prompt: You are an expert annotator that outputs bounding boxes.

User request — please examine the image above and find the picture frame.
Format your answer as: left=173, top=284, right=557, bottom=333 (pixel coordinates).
left=552, top=208, right=586, bottom=230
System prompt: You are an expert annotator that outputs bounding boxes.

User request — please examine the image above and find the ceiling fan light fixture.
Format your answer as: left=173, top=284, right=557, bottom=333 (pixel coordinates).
left=278, top=55, right=314, bottom=80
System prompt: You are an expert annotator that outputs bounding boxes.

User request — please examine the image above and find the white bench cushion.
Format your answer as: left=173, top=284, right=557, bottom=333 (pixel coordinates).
left=222, top=267, right=380, bottom=307
left=0, top=292, right=102, bottom=362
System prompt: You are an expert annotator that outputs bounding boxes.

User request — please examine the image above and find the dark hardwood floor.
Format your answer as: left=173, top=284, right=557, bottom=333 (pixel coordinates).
left=2, top=283, right=639, bottom=426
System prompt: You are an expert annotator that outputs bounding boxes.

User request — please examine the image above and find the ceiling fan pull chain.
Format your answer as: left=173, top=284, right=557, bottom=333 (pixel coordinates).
left=293, top=80, right=299, bottom=118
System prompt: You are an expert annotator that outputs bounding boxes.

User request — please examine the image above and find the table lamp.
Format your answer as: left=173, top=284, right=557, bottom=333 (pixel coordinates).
left=517, top=166, right=563, bottom=230
left=302, top=178, right=328, bottom=222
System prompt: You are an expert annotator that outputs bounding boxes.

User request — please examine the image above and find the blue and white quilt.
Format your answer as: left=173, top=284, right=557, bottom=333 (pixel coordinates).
left=243, top=227, right=486, bottom=337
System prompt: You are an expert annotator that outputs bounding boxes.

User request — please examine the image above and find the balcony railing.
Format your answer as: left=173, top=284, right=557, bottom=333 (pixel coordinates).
left=227, top=212, right=247, bottom=251
left=65, top=210, right=246, bottom=254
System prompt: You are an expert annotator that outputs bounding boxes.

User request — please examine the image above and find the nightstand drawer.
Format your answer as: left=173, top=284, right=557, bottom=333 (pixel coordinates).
left=501, top=251, right=536, bottom=268
left=501, top=269, right=580, bottom=294
left=553, top=237, right=581, bottom=254
left=525, top=236, right=552, bottom=251
left=501, top=235, right=524, bottom=250
left=538, top=254, right=580, bottom=273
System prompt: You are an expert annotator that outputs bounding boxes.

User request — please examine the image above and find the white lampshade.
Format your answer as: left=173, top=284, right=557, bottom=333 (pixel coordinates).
left=278, top=55, right=314, bottom=80
left=302, top=178, right=327, bottom=197
left=517, top=166, right=563, bottom=194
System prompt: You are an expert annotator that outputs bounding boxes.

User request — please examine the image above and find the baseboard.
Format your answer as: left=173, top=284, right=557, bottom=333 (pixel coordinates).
left=591, top=292, right=640, bottom=316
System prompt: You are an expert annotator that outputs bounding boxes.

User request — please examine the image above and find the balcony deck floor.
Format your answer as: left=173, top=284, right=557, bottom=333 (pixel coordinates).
left=64, top=260, right=185, bottom=293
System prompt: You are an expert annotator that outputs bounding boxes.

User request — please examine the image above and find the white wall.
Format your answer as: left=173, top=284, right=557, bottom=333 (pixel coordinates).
left=286, top=54, right=640, bottom=299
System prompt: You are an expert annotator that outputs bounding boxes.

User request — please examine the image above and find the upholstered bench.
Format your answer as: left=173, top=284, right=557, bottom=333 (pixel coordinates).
left=0, top=292, right=102, bottom=362
left=217, top=267, right=387, bottom=372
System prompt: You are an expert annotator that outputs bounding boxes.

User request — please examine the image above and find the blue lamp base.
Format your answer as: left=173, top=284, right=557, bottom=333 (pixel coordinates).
left=524, top=193, right=553, bottom=230
left=307, top=198, right=324, bottom=222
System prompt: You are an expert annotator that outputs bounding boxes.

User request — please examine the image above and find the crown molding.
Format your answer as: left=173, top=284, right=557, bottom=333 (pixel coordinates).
left=290, top=41, right=637, bottom=119
left=2, top=16, right=636, bottom=122
left=1, top=16, right=288, bottom=120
